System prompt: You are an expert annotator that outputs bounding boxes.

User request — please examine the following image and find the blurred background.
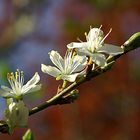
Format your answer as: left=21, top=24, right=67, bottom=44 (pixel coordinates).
left=0, top=0, right=140, bottom=139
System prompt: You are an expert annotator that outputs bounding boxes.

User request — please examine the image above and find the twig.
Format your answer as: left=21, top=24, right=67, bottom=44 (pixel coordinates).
left=29, top=32, right=140, bottom=115
left=1, top=32, right=140, bottom=134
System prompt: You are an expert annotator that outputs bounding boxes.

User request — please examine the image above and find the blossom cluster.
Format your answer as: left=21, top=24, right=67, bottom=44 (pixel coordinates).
left=0, top=27, right=123, bottom=133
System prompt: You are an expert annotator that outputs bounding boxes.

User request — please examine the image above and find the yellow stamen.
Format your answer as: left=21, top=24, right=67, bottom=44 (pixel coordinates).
left=7, top=73, right=10, bottom=79
left=10, top=72, right=14, bottom=80
left=84, top=32, right=87, bottom=37
left=15, top=71, right=18, bottom=80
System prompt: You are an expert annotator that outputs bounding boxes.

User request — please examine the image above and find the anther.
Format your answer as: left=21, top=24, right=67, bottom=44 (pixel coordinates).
left=84, top=32, right=87, bottom=37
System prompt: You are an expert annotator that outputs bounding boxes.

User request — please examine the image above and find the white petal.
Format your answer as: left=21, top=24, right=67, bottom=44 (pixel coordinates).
left=1, top=85, right=12, bottom=92
left=0, top=90, right=14, bottom=98
left=91, top=53, right=107, bottom=67
left=25, top=72, right=40, bottom=87
left=67, top=42, right=88, bottom=49
left=97, top=44, right=124, bottom=55
left=5, top=101, right=29, bottom=133
left=71, top=55, right=87, bottom=73
left=76, top=48, right=93, bottom=56
left=22, top=72, right=40, bottom=94
left=0, top=86, right=15, bottom=98
left=14, top=101, right=29, bottom=127
left=73, top=55, right=87, bottom=64
left=22, top=84, right=41, bottom=95
left=41, top=64, right=61, bottom=77
left=61, top=73, right=79, bottom=82
left=49, top=50, right=64, bottom=71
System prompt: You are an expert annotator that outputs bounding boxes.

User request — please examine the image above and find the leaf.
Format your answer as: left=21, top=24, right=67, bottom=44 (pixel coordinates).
left=22, top=129, right=34, bottom=140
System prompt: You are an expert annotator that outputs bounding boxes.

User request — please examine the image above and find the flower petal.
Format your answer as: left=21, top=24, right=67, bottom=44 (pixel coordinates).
left=91, top=53, right=107, bottom=67
left=41, top=64, right=61, bottom=77
left=97, top=44, right=124, bottom=55
left=0, top=86, right=16, bottom=98
left=14, top=101, right=29, bottom=127
left=22, top=84, right=41, bottom=95
left=5, top=100, right=29, bottom=134
left=25, top=72, right=40, bottom=87
left=49, top=50, right=64, bottom=71
left=21, top=72, right=40, bottom=95
left=61, top=73, right=79, bottom=82
left=1, top=85, right=12, bottom=92
left=76, top=48, right=93, bottom=56
left=67, top=42, right=88, bottom=49
left=0, top=89, right=14, bottom=98
left=71, top=55, right=87, bottom=73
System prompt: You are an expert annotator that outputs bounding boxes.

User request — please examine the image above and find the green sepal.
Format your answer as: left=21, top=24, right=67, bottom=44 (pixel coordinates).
left=22, top=129, right=34, bottom=140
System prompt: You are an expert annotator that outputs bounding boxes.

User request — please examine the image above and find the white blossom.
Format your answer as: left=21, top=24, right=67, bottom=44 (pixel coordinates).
left=0, top=69, right=41, bottom=100
left=5, top=100, right=29, bottom=134
left=67, top=27, right=124, bottom=67
left=41, top=50, right=87, bottom=82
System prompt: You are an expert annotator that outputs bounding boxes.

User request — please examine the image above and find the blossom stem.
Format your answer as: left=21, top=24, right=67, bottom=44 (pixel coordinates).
left=62, top=80, right=68, bottom=89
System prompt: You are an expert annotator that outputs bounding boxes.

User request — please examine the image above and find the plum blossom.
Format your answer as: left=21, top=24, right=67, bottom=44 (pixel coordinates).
left=41, top=50, right=87, bottom=82
left=67, top=27, right=124, bottom=67
left=0, top=69, right=41, bottom=100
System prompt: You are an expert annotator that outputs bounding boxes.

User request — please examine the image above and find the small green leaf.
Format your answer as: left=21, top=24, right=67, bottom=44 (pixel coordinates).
left=22, top=129, right=34, bottom=140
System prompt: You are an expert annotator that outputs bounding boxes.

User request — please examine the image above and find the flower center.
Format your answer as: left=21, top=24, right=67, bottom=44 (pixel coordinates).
left=85, top=28, right=112, bottom=53
left=63, top=50, right=73, bottom=74
left=7, top=69, right=24, bottom=96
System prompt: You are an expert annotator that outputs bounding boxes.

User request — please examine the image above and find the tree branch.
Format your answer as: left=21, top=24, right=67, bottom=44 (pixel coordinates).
left=1, top=32, right=140, bottom=134
left=29, top=32, right=140, bottom=115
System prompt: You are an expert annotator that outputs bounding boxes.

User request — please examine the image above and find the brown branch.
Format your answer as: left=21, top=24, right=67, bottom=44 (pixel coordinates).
left=1, top=32, right=140, bottom=134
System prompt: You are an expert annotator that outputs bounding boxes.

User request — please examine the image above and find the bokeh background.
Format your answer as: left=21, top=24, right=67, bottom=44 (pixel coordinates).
left=0, top=0, right=140, bottom=139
